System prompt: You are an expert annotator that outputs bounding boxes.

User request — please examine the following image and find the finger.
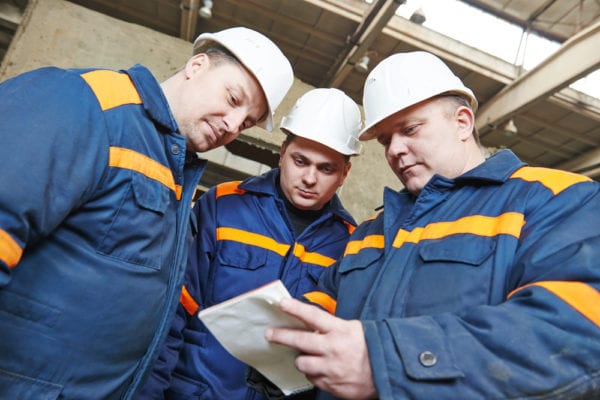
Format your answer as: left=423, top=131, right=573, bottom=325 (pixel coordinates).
left=295, top=353, right=328, bottom=376
left=266, top=327, right=325, bottom=355
left=278, top=298, right=337, bottom=333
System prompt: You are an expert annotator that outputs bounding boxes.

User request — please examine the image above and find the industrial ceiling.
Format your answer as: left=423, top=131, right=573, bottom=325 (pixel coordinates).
left=1, top=0, right=599, bottom=179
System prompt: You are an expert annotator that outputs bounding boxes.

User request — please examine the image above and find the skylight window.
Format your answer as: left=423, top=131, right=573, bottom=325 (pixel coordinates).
left=393, top=0, right=600, bottom=99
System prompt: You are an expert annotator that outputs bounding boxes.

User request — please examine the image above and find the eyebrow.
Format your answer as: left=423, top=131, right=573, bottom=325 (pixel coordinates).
left=291, top=152, right=341, bottom=169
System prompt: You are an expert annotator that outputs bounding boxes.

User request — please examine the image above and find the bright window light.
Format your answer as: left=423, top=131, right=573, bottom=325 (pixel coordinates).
left=395, top=0, right=600, bottom=99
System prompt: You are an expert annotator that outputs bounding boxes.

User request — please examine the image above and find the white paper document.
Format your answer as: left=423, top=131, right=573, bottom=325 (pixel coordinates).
left=197, top=280, right=314, bottom=395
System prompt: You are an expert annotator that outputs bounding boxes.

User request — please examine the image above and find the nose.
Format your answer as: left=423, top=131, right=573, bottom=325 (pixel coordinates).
left=302, top=166, right=317, bottom=186
left=387, top=133, right=409, bottom=159
left=223, top=108, right=247, bottom=136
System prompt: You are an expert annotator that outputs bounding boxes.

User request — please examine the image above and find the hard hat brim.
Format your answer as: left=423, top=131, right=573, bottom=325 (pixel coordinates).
left=359, top=89, right=478, bottom=141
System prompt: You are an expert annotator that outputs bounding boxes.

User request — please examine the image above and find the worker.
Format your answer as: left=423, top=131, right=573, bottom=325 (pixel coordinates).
left=264, top=51, right=600, bottom=399
left=0, top=26, right=293, bottom=399
left=139, top=88, right=362, bottom=399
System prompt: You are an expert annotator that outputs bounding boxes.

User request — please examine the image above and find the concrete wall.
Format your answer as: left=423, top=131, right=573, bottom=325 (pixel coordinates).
left=0, top=0, right=399, bottom=222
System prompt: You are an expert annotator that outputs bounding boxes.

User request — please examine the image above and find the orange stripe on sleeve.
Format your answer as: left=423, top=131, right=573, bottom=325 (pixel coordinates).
left=393, top=212, right=525, bottom=248
left=109, top=147, right=181, bottom=200
left=293, top=243, right=336, bottom=267
left=508, top=281, right=600, bottom=329
left=215, top=181, right=245, bottom=198
left=81, top=70, right=142, bottom=111
left=511, top=166, right=591, bottom=195
left=0, top=229, right=22, bottom=268
left=303, top=291, right=337, bottom=314
left=216, top=227, right=290, bottom=256
left=180, top=285, right=200, bottom=316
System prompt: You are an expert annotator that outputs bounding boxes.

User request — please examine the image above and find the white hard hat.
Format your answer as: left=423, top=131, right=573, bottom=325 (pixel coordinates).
left=193, top=27, right=294, bottom=131
left=280, top=88, right=363, bottom=156
left=360, top=51, right=478, bottom=140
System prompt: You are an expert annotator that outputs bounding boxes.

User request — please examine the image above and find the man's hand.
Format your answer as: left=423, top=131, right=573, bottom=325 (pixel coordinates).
left=265, top=298, right=377, bottom=400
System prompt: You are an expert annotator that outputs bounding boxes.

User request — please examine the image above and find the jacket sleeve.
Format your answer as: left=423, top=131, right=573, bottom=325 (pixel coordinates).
left=0, top=68, right=107, bottom=286
left=363, top=181, right=600, bottom=399
left=137, top=187, right=219, bottom=397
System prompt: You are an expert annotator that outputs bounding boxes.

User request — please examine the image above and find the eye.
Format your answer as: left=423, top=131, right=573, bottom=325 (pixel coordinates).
left=377, top=135, right=391, bottom=147
left=320, top=165, right=335, bottom=174
left=294, top=157, right=306, bottom=166
left=241, top=119, right=254, bottom=130
left=403, top=124, right=419, bottom=136
left=228, top=92, right=239, bottom=106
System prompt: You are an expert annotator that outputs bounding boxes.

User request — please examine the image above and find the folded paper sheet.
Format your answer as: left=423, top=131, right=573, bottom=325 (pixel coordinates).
left=198, top=280, right=314, bottom=395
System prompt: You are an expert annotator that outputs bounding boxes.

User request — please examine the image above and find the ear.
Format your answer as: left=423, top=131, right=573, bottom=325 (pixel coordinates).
left=278, top=142, right=288, bottom=168
left=185, top=53, right=210, bottom=79
left=455, top=106, right=475, bottom=141
left=339, top=161, right=352, bottom=185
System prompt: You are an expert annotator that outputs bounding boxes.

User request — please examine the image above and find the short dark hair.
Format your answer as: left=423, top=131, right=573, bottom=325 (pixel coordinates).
left=196, top=42, right=242, bottom=69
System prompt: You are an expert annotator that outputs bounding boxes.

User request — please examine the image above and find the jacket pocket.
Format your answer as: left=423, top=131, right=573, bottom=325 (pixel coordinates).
left=211, top=240, right=271, bottom=303
left=0, top=368, right=62, bottom=400
left=217, top=239, right=269, bottom=271
left=406, top=235, right=496, bottom=315
left=338, top=246, right=384, bottom=274
left=419, top=235, right=495, bottom=266
left=97, top=173, right=171, bottom=270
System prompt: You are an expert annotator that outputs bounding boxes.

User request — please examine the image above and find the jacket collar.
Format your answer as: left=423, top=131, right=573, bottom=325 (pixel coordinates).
left=383, top=149, right=527, bottom=207
left=458, top=149, right=526, bottom=184
left=123, top=64, right=178, bottom=133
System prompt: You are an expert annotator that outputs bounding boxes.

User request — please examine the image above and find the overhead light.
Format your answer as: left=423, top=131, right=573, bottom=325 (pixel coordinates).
left=199, top=0, right=213, bottom=19
left=409, top=7, right=426, bottom=25
left=500, top=118, right=518, bottom=137
left=355, top=55, right=370, bottom=74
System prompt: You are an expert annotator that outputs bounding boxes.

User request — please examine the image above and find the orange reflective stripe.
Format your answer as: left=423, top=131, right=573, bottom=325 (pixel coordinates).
left=508, top=281, right=600, bottom=329
left=393, top=212, right=525, bottom=248
left=216, top=227, right=290, bottom=256
left=511, top=166, right=591, bottom=195
left=0, top=229, right=22, bottom=268
left=293, top=243, right=336, bottom=267
left=180, top=285, right=200, bottom=316
left=109, top=147, right=181, bottom=200
left=81, top=70, right=142, bottom=111
left=304, top=291, right=337, bottom=314
left=344, top=234, right=385, bottom=256
left=343, top=220, right=356, bottom=234
left=215, top=181, right=245, bottom=198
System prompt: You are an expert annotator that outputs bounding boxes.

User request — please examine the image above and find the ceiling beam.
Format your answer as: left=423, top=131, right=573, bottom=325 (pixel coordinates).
left=0, top=2, right=22, bottom=30
left=518, top=114, right=598, bottom=146
left=383, top=17, right=518, bottom=85
left=323, top=0, right=404, bottom=88
left=475, top=20, right=600, bottom=133
left=556, top=145, right=600, bottom=179
left=180, top=0, right=200, bottom=42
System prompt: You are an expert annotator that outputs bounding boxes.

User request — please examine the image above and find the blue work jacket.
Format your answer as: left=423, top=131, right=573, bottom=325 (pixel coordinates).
left=316, top=150, right=600, bottom=399
left=0, top=65, right=205, bottom=399
left=140, top=168, right=356, bottom=399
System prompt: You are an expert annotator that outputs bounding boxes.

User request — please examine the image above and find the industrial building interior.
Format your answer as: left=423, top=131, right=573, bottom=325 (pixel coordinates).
left=1, top=0, right=599, bottom=182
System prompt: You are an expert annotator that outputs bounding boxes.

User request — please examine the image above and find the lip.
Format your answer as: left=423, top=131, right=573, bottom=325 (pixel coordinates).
left=297, top=188, right=316, bottom=198
left=400, top=164, right=415, bottom=174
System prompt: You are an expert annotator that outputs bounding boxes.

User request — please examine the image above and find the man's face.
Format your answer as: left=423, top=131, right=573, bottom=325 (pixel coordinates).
left=374, top=97, right=477, bottom=196
left=174, top=53, right=268, bottom=153
left=279, top=136, right=351, bottom=211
